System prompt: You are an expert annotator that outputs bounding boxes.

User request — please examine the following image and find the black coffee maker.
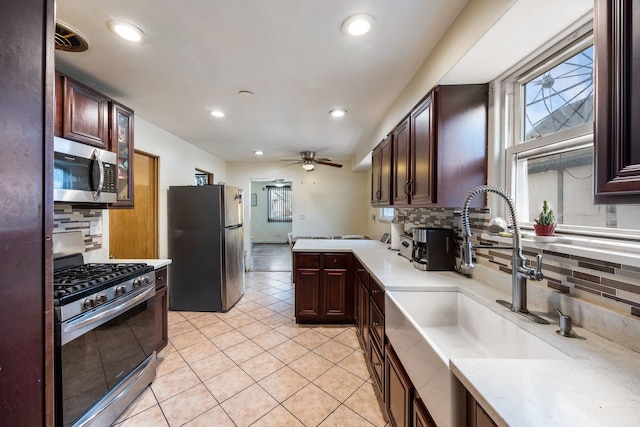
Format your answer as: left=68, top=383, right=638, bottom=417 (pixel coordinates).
left=411, top=227, right=455, bottom=271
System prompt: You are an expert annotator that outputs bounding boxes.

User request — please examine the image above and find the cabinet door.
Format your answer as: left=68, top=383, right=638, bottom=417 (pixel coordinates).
left=594, top=0, right=640, bottom=202
left=295, top=269, right=321, bottom=320
left=393, top=118, right=411, bottom=205
left=369, top=301, right=384, bottom=354
left=110, top=101, right=135, bottom=208
left=323, top=269, right=348, bottom=318
left=356, top=271, right=370, bottom=348
left=410, top=97, right=435, bottom=205
left=56, top=72, right=109, bottom=148
left=154, top=267, right=168, bottom=351
left=372, top=137, right=393, bottom=206
left=385, top=344, right=412, bottom=427
left=413, top=396, right=436, bottom=427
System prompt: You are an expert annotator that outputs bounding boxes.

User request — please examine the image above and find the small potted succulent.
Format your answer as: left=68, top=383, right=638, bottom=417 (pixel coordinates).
left=533, top=200, right=556, bottom=236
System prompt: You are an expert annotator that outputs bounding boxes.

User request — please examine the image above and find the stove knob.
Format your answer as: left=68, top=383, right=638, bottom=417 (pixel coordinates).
left=83, top=298, right=95, bottom=309
left=132, top=279, right=141, bottom=288
left=96, top=294, right=108, bottom=304
left=142, top=277, right=150, bottom=286
left=116, top=285, right=127, bottom=295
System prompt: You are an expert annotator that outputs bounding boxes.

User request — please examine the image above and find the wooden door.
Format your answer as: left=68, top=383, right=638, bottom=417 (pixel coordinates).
left=110, top=151, right=158, bottom=258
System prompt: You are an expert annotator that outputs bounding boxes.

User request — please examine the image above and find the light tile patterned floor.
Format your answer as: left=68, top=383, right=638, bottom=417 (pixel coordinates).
left=114, top=271, right=388, bottom=427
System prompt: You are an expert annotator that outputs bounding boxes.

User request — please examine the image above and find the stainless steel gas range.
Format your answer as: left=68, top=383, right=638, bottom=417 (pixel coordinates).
left=53, top=253, right=157, bottom=427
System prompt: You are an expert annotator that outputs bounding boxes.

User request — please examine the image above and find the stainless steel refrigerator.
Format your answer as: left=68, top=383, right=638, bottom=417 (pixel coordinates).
left=168, top=184, right=245, bottom=311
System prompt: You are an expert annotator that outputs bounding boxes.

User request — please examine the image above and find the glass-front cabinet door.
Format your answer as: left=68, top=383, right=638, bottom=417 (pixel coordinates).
left=110, top=101, right=134, bottom=208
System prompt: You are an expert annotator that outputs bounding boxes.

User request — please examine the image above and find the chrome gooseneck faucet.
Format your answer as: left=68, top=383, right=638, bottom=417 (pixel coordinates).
left=459, top=185, right=548, bottom=324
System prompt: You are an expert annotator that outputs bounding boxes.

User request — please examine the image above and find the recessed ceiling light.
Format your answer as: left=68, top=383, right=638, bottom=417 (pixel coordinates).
left=254, top=150, right=263, bottom=155
left=210, top=110, right=225, bottom=118
left=238, top=90, right=255, bottom=98
left=341, top=14, right=376, bottom=37
left=329, top=109, right=347, bottom=118
left=106, top=19, right=147, bottom=44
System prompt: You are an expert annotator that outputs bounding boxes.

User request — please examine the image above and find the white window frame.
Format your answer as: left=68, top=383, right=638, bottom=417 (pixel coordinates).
left=379, top=207, right=394, bottom=222
left=499, top=20, right=640, bottom=243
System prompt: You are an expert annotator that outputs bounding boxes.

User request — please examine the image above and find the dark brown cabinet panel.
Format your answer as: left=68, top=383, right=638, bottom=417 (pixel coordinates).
left=295, top=268, right=321, bottom=318
left=294, top=252, right=353, bottom=323
left=55, top=71, right=109, bottom=148
left=379, top=85, right=487, bottom=208
left=372, top=136, right=393, bottom=206
left=594, top=0, right=640, bottom=202
left=385, top=344, right=413, bottom=427
left=369, top=338, right=385, bottom=390
left=466, top=391, right=499, bottom=427
left=393, top=118, right=411, bottom=205
left=413, top=396, right=436, bottom=427
left=110, top=101, right=135, bottom=208
left=410, top=97, right=435, bottom=205
left=355, top=264, right=370, bottom=351
left=154, top=267, right=168, bottom=352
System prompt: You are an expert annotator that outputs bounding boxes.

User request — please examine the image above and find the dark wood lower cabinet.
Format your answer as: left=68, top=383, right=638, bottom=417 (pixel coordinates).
left=385, top=344, right=412, bottom=427
left=413, top=396, right=436, bottom=427
left=466, top=392, right=499, bottom=427
left=293, top=252, right=353, bottom=323
left=155, top=267, right=169, bottom=352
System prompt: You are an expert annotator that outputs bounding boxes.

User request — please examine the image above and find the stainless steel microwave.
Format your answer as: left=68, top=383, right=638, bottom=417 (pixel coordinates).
left=53, top=137, right=117, bottom=204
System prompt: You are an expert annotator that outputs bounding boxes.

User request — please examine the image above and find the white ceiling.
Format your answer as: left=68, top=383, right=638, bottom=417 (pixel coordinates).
left=54, top=0, right=468, bottom=164
left=55, top=0, right=593, bottom=167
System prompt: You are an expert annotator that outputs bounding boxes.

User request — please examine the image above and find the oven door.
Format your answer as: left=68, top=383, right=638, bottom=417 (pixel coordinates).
left=56, top=285, right=156, bottom=427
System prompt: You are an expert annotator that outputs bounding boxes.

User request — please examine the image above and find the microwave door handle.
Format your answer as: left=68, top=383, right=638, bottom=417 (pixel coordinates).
left=91, top=149, right=105, bottom=200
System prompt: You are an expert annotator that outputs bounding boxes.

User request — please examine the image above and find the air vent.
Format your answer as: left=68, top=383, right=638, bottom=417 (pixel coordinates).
left=55, top=22, right=88, bottom=52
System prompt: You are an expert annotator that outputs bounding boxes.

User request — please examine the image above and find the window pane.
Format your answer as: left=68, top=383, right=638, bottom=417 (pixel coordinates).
left=267, top=186, right=292, bottom=222
left=516, top=146, right=640, bottom=231
left=523, top=45, right=593, bottom=140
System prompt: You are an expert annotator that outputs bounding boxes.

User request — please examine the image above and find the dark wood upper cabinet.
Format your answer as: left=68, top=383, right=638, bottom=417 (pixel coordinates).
left=594, top=0, right=640, bottom=203
left=110, top=101, right=135, bottom=208
left=55, top=71, right=109, bottom=148
left=380, top=85, right=487, bottom=208
left=393, top=118, right=411, bottom=205
left=372, top=136, right=393, bottom=206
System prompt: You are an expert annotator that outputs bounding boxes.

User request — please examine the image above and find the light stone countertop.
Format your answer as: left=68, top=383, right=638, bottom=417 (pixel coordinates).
left=293, top=239, right=640, bottom=427
left=100, top=258, right=172, bottom=270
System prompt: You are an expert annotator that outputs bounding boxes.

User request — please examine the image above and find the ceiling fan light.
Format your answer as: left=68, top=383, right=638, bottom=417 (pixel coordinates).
left=329, top=109, right=347, bottom=118
left=302, top=162, right=315, bottom=171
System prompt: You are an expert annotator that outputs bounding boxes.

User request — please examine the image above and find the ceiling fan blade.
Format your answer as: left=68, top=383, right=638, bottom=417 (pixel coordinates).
left=280, top=161, right=303, bottom=167
left=316, top=160, right=343, bottom=168
left=280, top=159, right=302, bottom=162
left=315, top=157, right=333, bottom=162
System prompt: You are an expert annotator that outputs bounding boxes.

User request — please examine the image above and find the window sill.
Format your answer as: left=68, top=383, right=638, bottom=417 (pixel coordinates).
left=480, top=232, right=640, bottom=266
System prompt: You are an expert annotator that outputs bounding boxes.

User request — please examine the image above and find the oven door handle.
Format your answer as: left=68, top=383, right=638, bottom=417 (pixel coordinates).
left=63, top=286, right=155, bottom=334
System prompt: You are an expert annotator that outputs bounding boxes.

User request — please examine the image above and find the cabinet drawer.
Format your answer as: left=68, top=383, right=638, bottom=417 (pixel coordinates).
left=370, top=278, right=385, bottom=314
left=155, top=266, right=168, bottom=291
left=369, top=302, right=384, bottom=354
left=295, top=253, right=321, bottom=269
left=323, top=253, right=348, bottom=269
left=369, top=338, right=384, bottom=391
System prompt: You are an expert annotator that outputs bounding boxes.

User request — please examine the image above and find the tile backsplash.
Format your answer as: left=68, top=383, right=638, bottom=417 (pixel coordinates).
left=53, top=204, right=104, bottom=252
left=396, top=207, right=640, bottom=320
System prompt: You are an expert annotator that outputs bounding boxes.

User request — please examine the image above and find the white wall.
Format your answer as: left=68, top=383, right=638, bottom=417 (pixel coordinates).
left=227, top=162, right=369, bottom=264
left=102, top=117, right=228, bottom=260
left=250, top=181, right=292, bottom=243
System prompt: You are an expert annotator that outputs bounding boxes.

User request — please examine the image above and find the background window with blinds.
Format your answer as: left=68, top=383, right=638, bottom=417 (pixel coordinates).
left=267, top=185, right=292, bottom=223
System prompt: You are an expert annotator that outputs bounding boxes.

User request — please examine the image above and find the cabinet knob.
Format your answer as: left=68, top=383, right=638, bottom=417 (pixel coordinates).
left=333, top=258, right=337, bottom=264
left=372, top=321, right=380, bottom=327
left=371, top=288, right=381, bottom=295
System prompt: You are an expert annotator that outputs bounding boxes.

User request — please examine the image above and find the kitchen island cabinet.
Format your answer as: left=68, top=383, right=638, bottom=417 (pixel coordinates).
left=293, top=252, right=354, bottom=323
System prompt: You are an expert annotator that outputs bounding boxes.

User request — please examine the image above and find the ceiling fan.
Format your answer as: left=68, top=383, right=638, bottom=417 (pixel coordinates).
left=280, top=151, right=343, bottom=171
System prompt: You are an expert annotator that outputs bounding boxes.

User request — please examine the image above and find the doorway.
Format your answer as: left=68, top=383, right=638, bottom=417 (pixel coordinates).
left=109, top=150, right=159, bottom=258
left=250, top=179, right=293, bottom=271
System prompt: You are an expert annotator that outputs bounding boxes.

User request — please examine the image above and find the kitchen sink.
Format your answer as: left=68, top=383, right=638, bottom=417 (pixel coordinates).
left=386, top=290, right=567, bottom=427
